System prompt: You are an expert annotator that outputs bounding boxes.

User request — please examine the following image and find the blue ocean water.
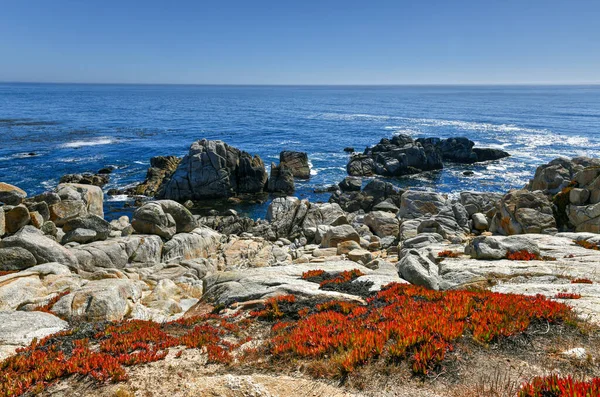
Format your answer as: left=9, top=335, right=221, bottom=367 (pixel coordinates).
left=1, top=83, right=599, bottom=219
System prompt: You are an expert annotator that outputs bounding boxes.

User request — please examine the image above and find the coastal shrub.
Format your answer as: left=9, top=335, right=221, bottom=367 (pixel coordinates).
left=507, top=250, right=539, bottom=261
left=555, top=292, right=582, bottom=299
left=0, top=315, right=246, bottom=397
left=438, top=250, right=461, bottom=258
left=571, top=278, right=593, bottom=284
left=262, top=283, right=572, bottom=377
left=518, top=374, right=600, bottom=397
left=33, top=291, right=70, bottom=314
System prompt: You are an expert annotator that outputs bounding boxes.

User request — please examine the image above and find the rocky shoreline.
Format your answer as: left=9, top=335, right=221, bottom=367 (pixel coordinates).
left=1, top=137, right=600, bottom=395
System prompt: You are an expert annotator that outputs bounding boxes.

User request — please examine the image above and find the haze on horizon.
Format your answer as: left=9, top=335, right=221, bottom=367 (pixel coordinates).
left=1, top=0, right=599, bottom=85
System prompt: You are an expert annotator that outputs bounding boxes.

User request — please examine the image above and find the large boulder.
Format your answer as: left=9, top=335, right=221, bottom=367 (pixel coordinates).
left=62, top=214, right=111, bottom=244
left=0, top=311, right=68, bottom=360
left=161, top=227, right=222, bottom=263
left=330, top=179, right=403, bottom=213
left=459, top=191, right=503, bottom=217
left=59, top=172, right=109, bottom=187
left=266, top=197, right=308, bottom=239
left=132, top=200, right=197, bottom=240
left=528, top=157, right=600, bottom=195
left=417, top=137, right=509, bottom=164
left=69, top=235, right=163, bottom=271
left=279, top=151, right=310, bottom=179
left=396, top=249, right=440, bottom=290
left=347, top=135, right=443, bottom=177
left=490, top=190, right=557, bottom=235
left=0, top=247, right=37, bottom=271
left=0, top=226, right=78, bottom=267
left=53, top=279, right=144, bottom=321
left=364, top=210, right=399, bottom=238
left=267, top=163, right=295, bottom=194
left=128, top=155, right=181, bottom=197
left=301, top=202, right=348, bottom=241
left=465, top=235, right=540, bottom=260
left=399, top=191, right=469, bottom=241
left=321, top=225, right=360, bottom=248
left=0, top=182, right=27, bottom=205
left=4, top=205, right=30, bottom=234
left=55, top=183, right=104, bottom=218
left=161, top=139, right=268, bottom=200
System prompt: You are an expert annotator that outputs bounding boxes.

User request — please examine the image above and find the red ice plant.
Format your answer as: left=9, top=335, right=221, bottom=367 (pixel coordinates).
left=518, top=374, right=600, bottom=397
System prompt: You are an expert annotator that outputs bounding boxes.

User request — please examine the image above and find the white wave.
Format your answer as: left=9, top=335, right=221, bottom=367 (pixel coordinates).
left=310, top=112, right=549, bottom=134
left=61, top=137, right=116, bottom=148
left=106, top=194, right=129, bottom=202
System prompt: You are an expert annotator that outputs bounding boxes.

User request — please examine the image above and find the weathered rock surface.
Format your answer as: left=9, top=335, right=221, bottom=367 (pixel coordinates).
left=202, top=260, right=400, bottom=306
left=528, top=157, right=600, bottom=194
left=0, top=182, right=27, bottom=205
left=465, top=235, right=540, bottom=260
left=330, top=179, right=403, bottom=213
left=69, top=234, right=163, bottom=271
left=279, top=151, right=310, bottom=179
left=321, top=225, right=360, bottom=248
left=53, top=279, right=144, bottom=321
left=129, top=156, right=181, bottom=197
left=4, top=204, right=30, bottom=234
left=0, top=247, right=37, bottom=271
left=364, top=210, right=399, bottom=238
left=60, top=172, right=109, bottom=187
left=347, top=135, right=443, bottom=177
left=0, top=226, right=78, bottom=267
left=267, top=162, right=295, bottom=194
left=346, top=135, right=509, bottom=178
left=396, top=249, right=440, bottom=290
left=62, top=214, right=111, bottom=244
left=132, top=200, right=197, bottom=240
left=161, top=227, right=222, bottom=263
left=490, top=189, right=557, bottom=235
left=161, top=139, right=268, bottom=200
left=0, top=311, right=68, bottom=360
left=399, top=191, right=469, bottom=241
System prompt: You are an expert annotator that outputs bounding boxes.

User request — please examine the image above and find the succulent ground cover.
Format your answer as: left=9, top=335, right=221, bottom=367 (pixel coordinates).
left=518, top=375, right=600, bottom=397
left=1, top=278, right=599, bottom=397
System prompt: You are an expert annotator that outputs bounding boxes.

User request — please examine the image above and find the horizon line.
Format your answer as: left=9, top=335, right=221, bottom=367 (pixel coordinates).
left=1, top=80, right=600, bottom=87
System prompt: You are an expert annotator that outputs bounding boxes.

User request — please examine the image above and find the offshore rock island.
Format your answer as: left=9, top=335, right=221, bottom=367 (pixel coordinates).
left=1, top=136, right=600, bottom=396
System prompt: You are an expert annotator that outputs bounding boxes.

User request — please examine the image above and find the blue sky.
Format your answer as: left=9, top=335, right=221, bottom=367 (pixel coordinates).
left=1, top=0, right=599, bottom=84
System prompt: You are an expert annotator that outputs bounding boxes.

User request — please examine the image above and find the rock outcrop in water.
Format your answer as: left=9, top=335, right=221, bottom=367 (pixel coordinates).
left=528, top=157, right=600, bottom=233
left=279, top=150, right=310, bottom=179
left=347, top=135, right=510, bottom=177
left=161, top=139, right=269, bottom=200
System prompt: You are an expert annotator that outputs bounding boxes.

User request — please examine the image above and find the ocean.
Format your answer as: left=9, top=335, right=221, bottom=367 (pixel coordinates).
left=1, top=83, right=599, bottom=219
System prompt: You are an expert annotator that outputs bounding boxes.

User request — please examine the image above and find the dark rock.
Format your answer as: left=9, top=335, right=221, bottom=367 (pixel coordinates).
left=463, top=171, right=475, bottom=176
left=59, top=173, right=109, bottom=187
left=267, top=163, right=295, bottom=194
left=313, top=185, right=338, bottom=193
left=62, top=214, right=111, bottom=242
left=348, top=135, right=443, bottom=177
left=161, top=140, right=268, bottom=200
left=338, top=177, right=362, bottom=192
left=4, top=205, right=30, bottom=234
left=343, top=147, right=355, bottom=153
left=472, top=148, right=510, bottom=162
left=0, top=247, right=37, bottom=271
left=279, top=151, right=310, bottom=179
left=0, top=183, right=27, bottom=206
left=97, top=166, right=115, bottom=174
left=330, top=179, right=403, bottom=213
left=31, top=192, right=61, bottom=206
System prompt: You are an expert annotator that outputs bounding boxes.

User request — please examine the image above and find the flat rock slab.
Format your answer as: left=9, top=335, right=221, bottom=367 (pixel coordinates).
left=0, top=311, right=68, bottom=360
left=202, top=260, right=401, bottom=305
left=438, top=233, right=600, bottom=324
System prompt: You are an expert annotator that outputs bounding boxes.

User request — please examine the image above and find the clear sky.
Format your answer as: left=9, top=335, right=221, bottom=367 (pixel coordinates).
left=1, top=0, right=599, bottom=85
